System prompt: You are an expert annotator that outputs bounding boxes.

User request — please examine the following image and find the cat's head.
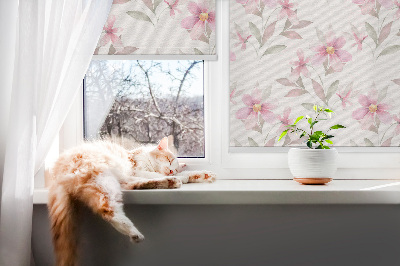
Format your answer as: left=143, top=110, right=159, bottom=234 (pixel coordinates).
left=149, top=137, right=179, bottom=176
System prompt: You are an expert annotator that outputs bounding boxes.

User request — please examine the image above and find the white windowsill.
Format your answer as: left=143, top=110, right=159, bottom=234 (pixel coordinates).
left=33, top=180, right=400, bottom=205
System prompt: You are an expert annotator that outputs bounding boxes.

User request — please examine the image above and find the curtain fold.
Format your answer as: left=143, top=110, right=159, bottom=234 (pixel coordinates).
left=0, top=0, right=113, bottom=265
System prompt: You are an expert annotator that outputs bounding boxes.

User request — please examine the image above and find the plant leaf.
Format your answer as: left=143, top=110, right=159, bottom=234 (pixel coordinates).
left=364, top=138, right=374, bottom=147
left=316, top=27, right=325, bottom=43
left=262, top=21, right=276, bottom=44
left=280, top=31, right=302, bottom=39
left=285, top=89, right=307, bottom=97
left=382, top=137, right=393, bottom=147
left=194, top=48, right=204, bottom=55
left=233, top=139, right=242, bottom=147
left=249, top=22, right=262, bottom=45
left=378, top=22, right=392, bottom=45
left=127, top=11, right=153, bottom=24
left=378, top=85, right=388, bottom=102
left=325, top=139, right=333, bottom=144
left=108, top=44, right=116, bottom=55
left=393, top=79, right=400, bottom=86
left=294, top=116, right=304, bottom=125
left=301, top=103, right=315, bottom=111
left=248, top=137, right=259, bottom=146
left=291, top=20, right=312, bottom=29
left=365, top=22, right=377, bottom=45
left=326, top=80, right=339, bottom=102
left=330, top=124, right=346, bottom=129
left=312, top=79, right=326, bottom=103
left=276, top=78, right=296, bottom=87
left=307, top=140, right=312, bottom=148
left=283, top=19, right=291, bottom=31
left=296, top=76, right=305, bottom=88
left=153, top=0, right=163, bottom=12
left=278, top=130, right=288, bottom=141
left=378, top=45, right=400, bottom=57
left=263, top=45, right=286, bottom=56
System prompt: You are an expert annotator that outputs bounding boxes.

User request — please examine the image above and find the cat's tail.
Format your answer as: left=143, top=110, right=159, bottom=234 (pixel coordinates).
left=48, top=183, right=78, bottom=266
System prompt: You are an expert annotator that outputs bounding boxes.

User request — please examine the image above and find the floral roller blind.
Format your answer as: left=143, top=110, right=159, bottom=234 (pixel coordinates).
left=94, top=0, right=216, bottom=58
left=230, top=0, right=400, bottom=147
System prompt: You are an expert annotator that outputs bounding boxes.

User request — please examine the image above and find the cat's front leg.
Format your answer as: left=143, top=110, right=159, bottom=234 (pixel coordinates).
left=177, top=171, right=217, bottom=184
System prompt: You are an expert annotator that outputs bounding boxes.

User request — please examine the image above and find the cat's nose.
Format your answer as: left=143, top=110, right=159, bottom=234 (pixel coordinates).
left=170, top=170, right=173, bottom=175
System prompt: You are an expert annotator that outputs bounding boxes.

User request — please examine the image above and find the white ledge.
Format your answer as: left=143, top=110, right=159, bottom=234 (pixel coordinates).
left=33, top=180, right=400, bottom=205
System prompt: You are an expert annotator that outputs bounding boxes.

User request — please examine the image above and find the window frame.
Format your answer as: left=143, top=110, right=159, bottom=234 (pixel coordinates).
left=58, top=0, right=400, bottom=181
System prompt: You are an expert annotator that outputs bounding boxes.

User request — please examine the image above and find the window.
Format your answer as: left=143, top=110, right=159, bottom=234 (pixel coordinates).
left=83, top=60, right=205, bottom=158
left=56, top=1, right=400, bottom=182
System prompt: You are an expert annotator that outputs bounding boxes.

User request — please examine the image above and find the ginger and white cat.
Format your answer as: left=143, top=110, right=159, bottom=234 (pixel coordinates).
left=48, top=137, right=216, bottom=266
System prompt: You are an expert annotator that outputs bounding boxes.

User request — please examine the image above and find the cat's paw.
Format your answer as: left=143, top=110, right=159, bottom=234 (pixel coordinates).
left=166, top=177, right=182, bottom=189
left=130, top=232, right=145, bottom=243
left=177, top=163, right=187, bottom=173
left=203, top=171, right=217, bottom=183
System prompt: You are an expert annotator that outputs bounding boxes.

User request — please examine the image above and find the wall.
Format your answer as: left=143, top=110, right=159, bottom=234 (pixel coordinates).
left=32, top=204, right=400, bottom=266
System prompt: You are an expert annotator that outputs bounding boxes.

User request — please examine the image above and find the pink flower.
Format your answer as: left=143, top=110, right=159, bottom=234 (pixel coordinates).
left=351, top=30, right=368, bottom=51
left=164, top=0, right=181, bottom=17
left=289, top=49, right=310, bottom=81
left=99, top=15, right=123, bottom=47
left=311, top=32, right=352, bottom=72
left=394, top=1, right=400, bottom=20
left=353, top=0, right=393, bottom=15
left=181, top=1, right=215, bottom=40
left=236, top=88, right=276, bottom=130
left=278, top=0, right=299, bottom=25
left=394, top=114, right=400, bottom=134
left=236, top=0, right=277, bottom=14
left=336, top=89, right=352, bottom=109
left=230, top=51, right=237, bottom=61
left=352, top=90, right=391, bottom=129
left=277, top=107, right=293, bottom=132
left=234, top=31, right=252, bottom=50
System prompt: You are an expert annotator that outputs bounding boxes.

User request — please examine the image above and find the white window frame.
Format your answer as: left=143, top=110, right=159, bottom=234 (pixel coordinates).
left=58, top=0, right=400, bottom=181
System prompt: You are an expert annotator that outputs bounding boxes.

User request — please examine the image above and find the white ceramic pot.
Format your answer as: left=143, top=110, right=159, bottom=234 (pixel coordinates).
left=288, top=148, right=338, bottom=184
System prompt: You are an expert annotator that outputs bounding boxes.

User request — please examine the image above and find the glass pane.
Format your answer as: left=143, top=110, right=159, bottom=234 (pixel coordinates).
left=84, top=60, right=204, bottom=158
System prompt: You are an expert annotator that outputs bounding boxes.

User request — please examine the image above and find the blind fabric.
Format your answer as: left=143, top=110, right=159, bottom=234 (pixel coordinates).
left=230, top=0, right=400, bottom=147
left=95, top=0, right=216, bottom=59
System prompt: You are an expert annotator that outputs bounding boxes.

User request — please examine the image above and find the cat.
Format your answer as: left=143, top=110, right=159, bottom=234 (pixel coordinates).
left=48, top=137, right=216, bottom=266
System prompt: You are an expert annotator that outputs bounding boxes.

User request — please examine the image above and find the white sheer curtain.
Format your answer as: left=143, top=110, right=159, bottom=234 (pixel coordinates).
left=0, top=0, right=112, bottom=265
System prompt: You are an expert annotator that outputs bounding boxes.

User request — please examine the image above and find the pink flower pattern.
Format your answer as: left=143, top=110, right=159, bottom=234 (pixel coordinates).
left=236, top=89, right=276, bottom=130
left=99, top=15, right=123, bottom=48
left=278, top=0, right=299, bottom=25
left=164, top=0, right=181, bottom=17
left=289, top=49, right=310, bottom=81
left=311, top=32, right=352, bottom=72
left=181, top=1, right=215, bottom=40
left=352, top=90, right=391, bottom=129
left=230, top=0, right=400, bottom=146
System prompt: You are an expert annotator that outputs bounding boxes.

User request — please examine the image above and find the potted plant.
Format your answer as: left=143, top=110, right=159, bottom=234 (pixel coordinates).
left=278, top=105, right=346, bottom=185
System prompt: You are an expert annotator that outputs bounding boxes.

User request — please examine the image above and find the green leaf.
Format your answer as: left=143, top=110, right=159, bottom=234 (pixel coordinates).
left=153, top=0, right=163, bottom=12
left=194, top=48, right=204, bottom=55
left=127, top=11, right=153, bottom=24
left=310, top=121, right=319, bottom=128
left=248, top=137, right=259, bottom=147
left=316, top=27, right=325, bottom=43
left=307, top=140, right=313, bottom=148
left=325, top=139, right=333, bottom=144
left=378, top=85, right=388, bottom=102
left=302, top=103, right=315, bottom=111
left=249, top=22, right=262, bottom=45
left=330, top=124, right=345, bottom=129
left=365, top=22, right=378, bottom=45
left=283, top=19, right=292, bottom=31
left=263, top=45, right=286, bottom=56
left=364, top=138, right=374, bottom=147
left=278, top=130, right=288, bottom=141
left=308, top=118, right=312, bottom=125
left=378, top=45, right=400, bottom=57
left=294, top=116, right=304, bottom=125
left=324, top=108, right=333, bottom=113
left=326, top=80, right=339, bottom=102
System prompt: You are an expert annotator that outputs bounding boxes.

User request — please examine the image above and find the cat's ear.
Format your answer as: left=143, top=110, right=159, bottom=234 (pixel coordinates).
left=157, top=137, right=168, bottom=151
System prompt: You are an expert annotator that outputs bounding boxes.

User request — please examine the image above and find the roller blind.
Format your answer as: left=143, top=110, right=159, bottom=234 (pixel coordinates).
left=94, top=0, right=216, bottom=59
left=230, top=0, right=400, bottom=147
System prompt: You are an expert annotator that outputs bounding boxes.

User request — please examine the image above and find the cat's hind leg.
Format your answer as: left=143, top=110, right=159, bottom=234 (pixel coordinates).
left=75, top=172, right=144, bottom=243
left=121, top=176, right=182, bottom=190
left=176, top=171, right=217, bottom=184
